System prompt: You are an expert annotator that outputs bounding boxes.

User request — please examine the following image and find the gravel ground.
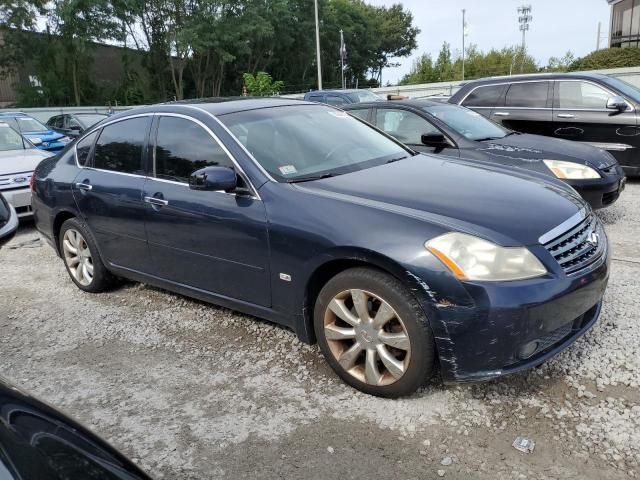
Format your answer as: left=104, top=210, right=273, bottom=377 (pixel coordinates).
left=1, top=181, right=639, bottom=480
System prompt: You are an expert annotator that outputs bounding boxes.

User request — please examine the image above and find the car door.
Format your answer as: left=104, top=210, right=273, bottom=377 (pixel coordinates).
left=552, top=79, right=638, bottom=167
left=72, top=115, right=153, bottom=273
left=143, top=114, right=271, bottom=307
left=489, top=81, right=553, bottom=136
left=373, top=107, right=460, bottom=156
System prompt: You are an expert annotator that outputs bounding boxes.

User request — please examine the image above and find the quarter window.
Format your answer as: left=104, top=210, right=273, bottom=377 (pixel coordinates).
left=348, top=109, right=370, bottom=122
left=75, top=131, right=98, bottom=166
left=557, top=81, right=612, bottom=109
left=375, top=108, right=440, bottom=145
left=154, top=116, right=233, bottom=183
left=461, top=85, right=504, bottom=107
left=505, top=82, right=549, bottom=108
left=93, top=117, right=149, bottom=174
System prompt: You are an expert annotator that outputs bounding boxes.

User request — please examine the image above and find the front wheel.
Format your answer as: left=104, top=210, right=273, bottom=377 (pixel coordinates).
left=59, top=218, right=115, bottom=293
left=314, top=267, right=436, bottom=398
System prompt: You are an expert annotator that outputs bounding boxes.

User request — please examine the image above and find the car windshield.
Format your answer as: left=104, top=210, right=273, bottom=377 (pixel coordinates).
left=605, top=76, right=640, bottom=103
left=220, top=104, right=412, bottom=182
left=0, top=124, right=28, bottom=151
left=14, top=116, right=48, bottom=132
left=347, top=91, right=383, bottom=103
left=77, top=114, right=108, bottom=127
left=424, top=104, right=509, bottom=141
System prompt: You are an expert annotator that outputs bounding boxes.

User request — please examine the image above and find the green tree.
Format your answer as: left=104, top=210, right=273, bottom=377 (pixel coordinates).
left=569, top=47, right=640, bottom=71
left=242, top=71, right=283, bottom=96
left=545, top=51, right=575, bottom=72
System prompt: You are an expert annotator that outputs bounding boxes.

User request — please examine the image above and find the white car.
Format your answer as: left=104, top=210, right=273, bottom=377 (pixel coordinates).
left=0, top=123, right=52, bottom=217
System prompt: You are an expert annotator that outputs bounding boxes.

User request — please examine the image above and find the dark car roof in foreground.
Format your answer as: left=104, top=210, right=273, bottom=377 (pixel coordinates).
left=103, top=97, right=314, bottom=122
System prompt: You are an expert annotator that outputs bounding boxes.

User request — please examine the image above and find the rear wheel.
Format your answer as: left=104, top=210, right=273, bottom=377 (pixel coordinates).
left=59, top=218, right=114, bottom=293
left=314, top=267, right=436, bottom=397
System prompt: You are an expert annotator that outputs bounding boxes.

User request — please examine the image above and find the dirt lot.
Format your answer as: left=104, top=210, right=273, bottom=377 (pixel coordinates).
left=1, top=182, right=639, bottom=480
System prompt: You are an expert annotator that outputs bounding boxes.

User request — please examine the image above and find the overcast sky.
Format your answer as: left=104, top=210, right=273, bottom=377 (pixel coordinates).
left=364, top=0, right=611, bottom=84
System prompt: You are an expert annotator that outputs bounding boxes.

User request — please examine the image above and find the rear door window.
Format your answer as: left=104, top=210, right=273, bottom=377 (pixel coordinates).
left=308, top=95, right=323, bottom=103
left=505, top=82, right=550, bottom=108
left=556, top=81, right=612, bottom=109
left=93, top=117, right=149, bottom=174
left=154, top=116, right=233, bottom=183
left=348, top=108, right=371, bottom=122
left=461, top=84, right=505, bottom=107
left=326, top=95, right=348, bottom=107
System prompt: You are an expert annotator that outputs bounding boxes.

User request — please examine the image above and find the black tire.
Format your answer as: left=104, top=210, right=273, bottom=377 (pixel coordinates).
left=314, top=267, right=436, bottom=398
left=58, top=217, right=115, bottom=293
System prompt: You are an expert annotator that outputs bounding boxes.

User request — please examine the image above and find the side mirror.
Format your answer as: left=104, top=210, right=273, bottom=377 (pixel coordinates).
left=606, top=96, right=627, bottom=111
left=189, top=166, right=237, bottom=192
left=421, top=133, right=449, bottom=148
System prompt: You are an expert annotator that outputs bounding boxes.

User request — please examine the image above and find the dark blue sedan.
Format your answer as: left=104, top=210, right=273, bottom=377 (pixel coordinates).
left=31, top=99, right=609, bottom=397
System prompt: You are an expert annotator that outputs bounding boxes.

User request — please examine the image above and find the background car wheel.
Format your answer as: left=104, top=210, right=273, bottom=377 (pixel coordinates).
left=314, top=267, right=436, bottom=398
left=59, top=218, right=114, bottom=293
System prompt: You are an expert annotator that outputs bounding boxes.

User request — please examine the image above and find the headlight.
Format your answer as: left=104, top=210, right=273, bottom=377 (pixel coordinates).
left=30, top=137, right=42, bottom=145
left=543, top=160, right=600, bottom=179
left=59, top=136, right=71, bottom=144
left=425, top=233, right=547, bottom=281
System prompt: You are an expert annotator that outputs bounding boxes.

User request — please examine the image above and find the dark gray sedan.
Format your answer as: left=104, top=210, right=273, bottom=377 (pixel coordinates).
left=344, top=99, right=626, bottom=209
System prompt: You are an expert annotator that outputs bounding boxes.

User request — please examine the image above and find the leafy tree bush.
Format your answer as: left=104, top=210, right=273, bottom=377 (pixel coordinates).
left=242, top=71, right=284, bottom=96
left=568, top=47, right=640, bottom=71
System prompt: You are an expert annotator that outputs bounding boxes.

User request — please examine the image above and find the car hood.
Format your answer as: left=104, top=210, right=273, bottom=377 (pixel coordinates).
left=478, top=133, right=618, bottom=169
left=22, top=130, right=64, bottom=142
left=0, top=149, right=52, bottom=176
left=296, top=155, right=585, bottom=246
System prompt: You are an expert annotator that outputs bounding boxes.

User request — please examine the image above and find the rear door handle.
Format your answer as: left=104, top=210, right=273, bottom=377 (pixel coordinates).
left=493, top=112, right=510, bottom=116
left=557, top=113, right=575, bottom=119
left=144, top=196, right=169, bottom=207
left=75, top=182, right=92, bottom=191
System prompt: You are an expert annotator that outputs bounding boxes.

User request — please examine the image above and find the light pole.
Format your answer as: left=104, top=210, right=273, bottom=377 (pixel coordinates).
left=314, top=0, right=323, bottom=90
left=340, top=29, right=346, bottom=89
left=517, top=5, right=532, bottom=73
left=462, top=9, right=467, bottom=81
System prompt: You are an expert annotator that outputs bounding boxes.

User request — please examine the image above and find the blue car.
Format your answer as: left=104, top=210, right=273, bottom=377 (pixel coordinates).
left=31, top=99, right=609, bottom=397
left=0, top=112, right=71, bottom=152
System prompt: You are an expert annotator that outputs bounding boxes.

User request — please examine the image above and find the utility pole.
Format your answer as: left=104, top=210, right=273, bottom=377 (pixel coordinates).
left=340, top=29, right=346, bottom=89
left=462, top=9, right=466, bottom=81
left=518, top=5, right=532, bottom=73
left=596, top=21, right=602, bottom=50
left=314, top=0, right=323, bottom=90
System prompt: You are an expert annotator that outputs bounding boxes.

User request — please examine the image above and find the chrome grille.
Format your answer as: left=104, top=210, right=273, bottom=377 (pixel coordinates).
left=0, top=171, right=32, bottom=191
left=543, top=214, right=605, bottom=275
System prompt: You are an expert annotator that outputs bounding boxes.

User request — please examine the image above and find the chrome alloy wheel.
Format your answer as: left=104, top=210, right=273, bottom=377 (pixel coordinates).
left=323, top=289, right=411, bottom=386
left=62, top=229, right=94, bottom=286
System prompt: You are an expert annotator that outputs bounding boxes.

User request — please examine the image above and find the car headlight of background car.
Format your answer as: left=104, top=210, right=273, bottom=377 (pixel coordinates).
left=543, top=160, right=600, bottom=180
left=425, top=232, right=547, bottom=281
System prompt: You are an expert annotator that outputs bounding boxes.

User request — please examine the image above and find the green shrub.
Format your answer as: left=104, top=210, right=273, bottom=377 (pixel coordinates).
left=569, top=48, right=640, bottom=71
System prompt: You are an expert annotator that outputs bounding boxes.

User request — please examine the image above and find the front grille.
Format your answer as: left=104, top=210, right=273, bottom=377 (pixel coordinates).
left=543, top=214, right=605, bottom=275
left=0, top=171, right=32, bottom=190
left=535, top=323, right=572, bottom=354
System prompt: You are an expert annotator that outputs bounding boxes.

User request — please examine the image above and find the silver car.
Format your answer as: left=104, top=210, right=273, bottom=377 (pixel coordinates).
left=0, top=123, right=52, bottom=217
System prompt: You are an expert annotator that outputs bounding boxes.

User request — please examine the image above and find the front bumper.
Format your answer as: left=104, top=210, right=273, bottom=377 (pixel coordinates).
left=429, top=247, right=610, bottom=383
left=568, top=165, right=626, bottom=209
left=1, top=187, right=33, bottom=217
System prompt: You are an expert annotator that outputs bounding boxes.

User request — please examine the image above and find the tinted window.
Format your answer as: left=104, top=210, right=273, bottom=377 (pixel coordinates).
left=346, top=91, right=383, bottom=103
left=376, top=108, right=440, bottom=144
left=505, top=82, right=549, bottom=108
left=425, top=105, right=508, bottom=141
left=93, top=117, right=149, bottom=174
left=68, top=116, right=82, bottom=129
left=348, top=109, right=370, bottom=122
left=326, top=95, right=348, bottom=106
left=308, top=95, right=323, bottom=102
left=75, top=131, right=98, bottom=166
left=461, top=84, right=504, bottom=107
left=557, top=81, right=612, bottom=109
left=154, top=116, right=233, bottom=183
left=48, top=116, right=61, bottom=128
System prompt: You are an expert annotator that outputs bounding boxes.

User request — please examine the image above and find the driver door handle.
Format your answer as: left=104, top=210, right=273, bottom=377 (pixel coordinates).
left=493, top=112, right=510, bottom=116
left=144, top=196, right=169, bottom=206
left=75, top=182, right=92, bottom=191
left=557, top=113, right=576, bottom=119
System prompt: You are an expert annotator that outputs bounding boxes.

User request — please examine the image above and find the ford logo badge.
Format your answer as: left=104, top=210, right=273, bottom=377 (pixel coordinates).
left=12, top=176, right=27, bottom=184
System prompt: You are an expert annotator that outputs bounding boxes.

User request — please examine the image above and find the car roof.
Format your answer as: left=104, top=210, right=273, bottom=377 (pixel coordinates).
left=342, top=98, right=452, bottom=109
left=73, top=112, right=109, bottom=116
left=305, top=89, right=365, bottom=95
left=460, top=72, right=610, bottom=86
left=0, top=112, right=29, bottom=117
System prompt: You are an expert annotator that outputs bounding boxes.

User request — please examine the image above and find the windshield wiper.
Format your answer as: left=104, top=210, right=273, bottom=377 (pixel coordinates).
left=386, top=156, right=409, bottom=164
left=287, top=173, right=335, bottom=183
left=474, top=136, right=503, bottom=142
left=504, top=131, right=522, bottom=137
